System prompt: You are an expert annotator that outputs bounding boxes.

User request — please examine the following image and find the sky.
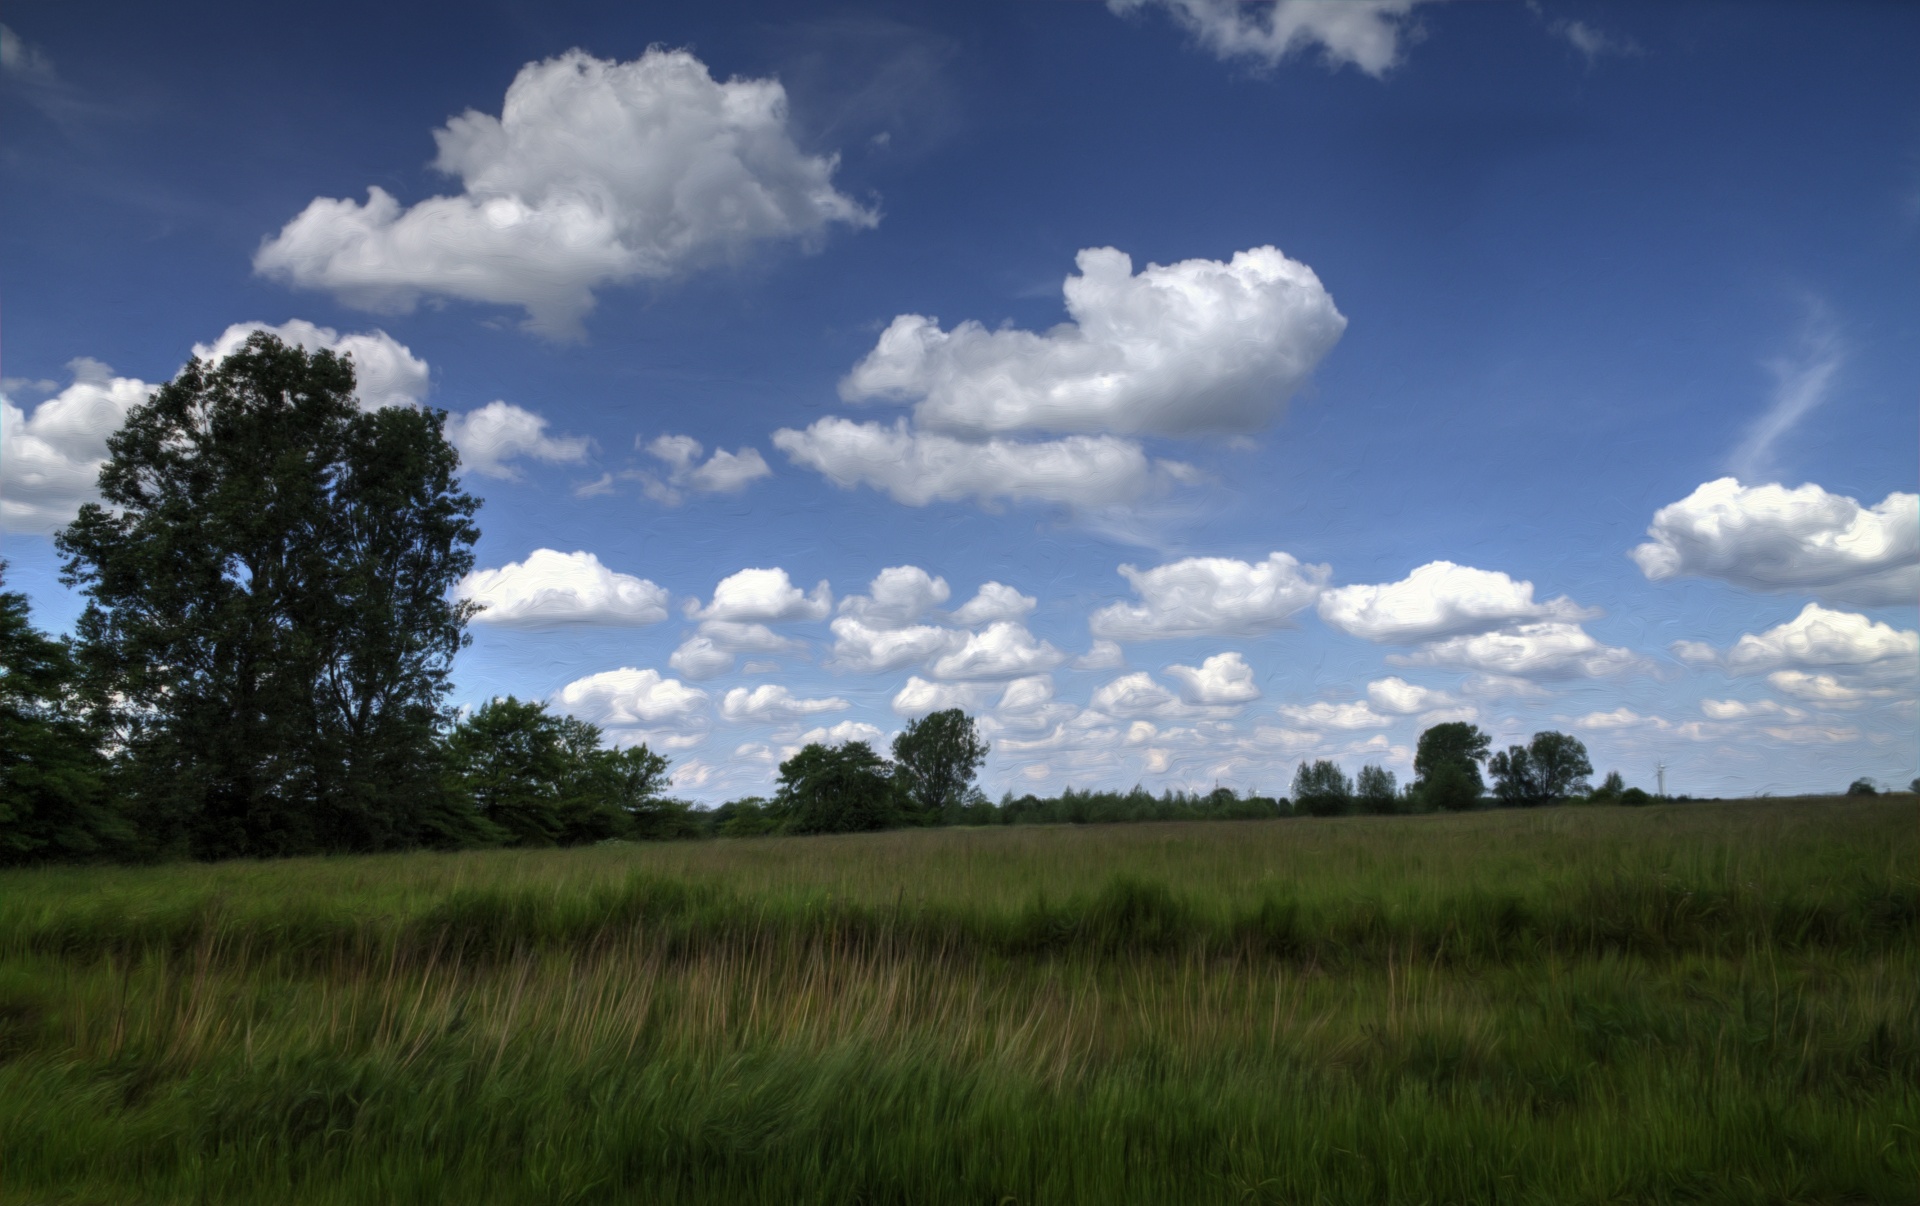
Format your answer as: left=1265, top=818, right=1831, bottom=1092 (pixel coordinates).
left=2, top=0, right=1915, bottom=803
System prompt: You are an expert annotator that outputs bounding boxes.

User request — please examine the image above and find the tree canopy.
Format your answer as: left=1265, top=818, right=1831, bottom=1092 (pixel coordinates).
left=1413, top=722, right=1490, bottom=811
left=773, top=741, right=899, bottom=834
left=1488, top=731, right=1594, bottom=806
left=890, top=708, right=989, bottom=821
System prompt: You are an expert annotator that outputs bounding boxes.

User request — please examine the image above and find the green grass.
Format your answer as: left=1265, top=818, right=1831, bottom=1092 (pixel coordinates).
left=1, top=796, right=1915, bottom=1204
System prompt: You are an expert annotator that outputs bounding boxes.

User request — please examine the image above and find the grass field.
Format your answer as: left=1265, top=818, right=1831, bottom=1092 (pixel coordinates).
left=1, top=796, right=1915, bottom=1204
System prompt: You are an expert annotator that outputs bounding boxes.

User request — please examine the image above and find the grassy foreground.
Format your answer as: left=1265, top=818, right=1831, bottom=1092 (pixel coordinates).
left=0, top=797, right=1914, bottom=1204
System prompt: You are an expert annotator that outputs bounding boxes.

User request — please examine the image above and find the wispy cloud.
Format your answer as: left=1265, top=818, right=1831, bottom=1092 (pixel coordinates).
left=1727, top=305, right=1842, bottom=484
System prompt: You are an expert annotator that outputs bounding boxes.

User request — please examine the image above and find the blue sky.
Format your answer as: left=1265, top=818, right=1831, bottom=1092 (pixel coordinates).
left=3, top=0, right=1915, bottom=801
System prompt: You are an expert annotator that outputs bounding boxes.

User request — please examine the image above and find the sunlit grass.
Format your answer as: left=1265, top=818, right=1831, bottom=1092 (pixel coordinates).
left=1, top=796, right=1914, bottom=1203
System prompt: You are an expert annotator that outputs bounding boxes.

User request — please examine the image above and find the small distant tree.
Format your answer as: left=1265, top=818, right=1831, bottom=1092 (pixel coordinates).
left=1489, top=731, right=1593, bottom=807
left=774, top=741, right=899, bottom=834
left=1591, top=771, right=1627, bottom=802
left=1355, top=764, right=1398, bottom=814
left=891, top=709, right=988, bottom=822
left=1413, top=722, right=1490, bottom=811
left=1292, top=760, right=1353, bottom=817
left=1847, top=777, right=1879, bottom=797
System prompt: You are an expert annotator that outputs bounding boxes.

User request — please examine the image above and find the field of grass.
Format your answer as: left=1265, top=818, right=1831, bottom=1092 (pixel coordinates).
left=1, top=796, right=1915, bottom=1204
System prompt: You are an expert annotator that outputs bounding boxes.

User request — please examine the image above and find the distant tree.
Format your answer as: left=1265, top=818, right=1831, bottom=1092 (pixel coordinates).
left=1355, top=764, right=1398, bottom=814
left=1911, top=778, right=1919, bottom=794
left=1847, top=777, right=1880, bottom=797
left=447, top=698, right=675, bottom=845
left=1489, top=732, right=1593, bottom=807
left=891, top=709, right=989, bottom=821
left=56, top=333, right=479, bottom=857
left=1291, top=760, right=1353, bottom=817
left=1413, top=722, right=1490, bottom=811
left=1591, top=771, right=1627, bottom=802
left=0, top=564, right=124, bottom=864
left=774, top=741, right=899, bottom=834
left=713, top=797, right=779, bottom=837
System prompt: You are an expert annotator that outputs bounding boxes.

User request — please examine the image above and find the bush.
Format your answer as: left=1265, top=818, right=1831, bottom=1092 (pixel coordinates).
left=1848, top=778, right=1880, bottom=797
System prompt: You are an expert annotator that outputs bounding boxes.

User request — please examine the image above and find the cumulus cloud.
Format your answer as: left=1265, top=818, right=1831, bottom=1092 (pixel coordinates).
left=792, top=720, right=889, bottom=750
left=1274, top=700, right=1392, bottom=730
left=828, top=618, right=960, bottom=674
left=1365, top=676, right=1455, bottom=715
left=925, top=621, right=1067, bottom=681
left=891, top=676, right=992, bottom=717
left=553, top=667, right=708, bottom=730
left=841, top=246, right=1344, bottom=437
left=1716, top=604, right=1919, bottom=679
left=193, top=320, right=429, bottom=411
left=1090, top=672, right=1182, bottom=718
left=443, top=401, right=591, bottom=479
left=1317, top=561, right=1596, bottom=643
left=0, top=359, right=152, bottom=533
left=1700, top=698, right=1803, bottom=721
left=690, top=567, right=831, bottom=623
left=949, top=581, right=1036, bottom=627
left=1574, top=708, right=1665, bottom=731
left=1766, top=670, right=1901, bottom=707
left=1164, top=652, right=1259, bottom=704
left=1630, top=478, right=1919, bottom=606
left=640, top=433, right=772, bottom=504
left=838, top=566, right=950, bottom=629
left=1395, top=622, right=1645, bottom=680
left=1089, top=552, right=1328, bottom=641
left=670, top=621, right=805, bottom=680
left=255, top=48, right=875, bottom=337
left=1073, top=639, right=1127, bottom=671
left=719, top=684, right=849, bottom=723
left=456, top=549, right=668, bottom=626
left=773, top=417, right=1179, bottom=509
left=1108, top=0, right=1427, bottom=76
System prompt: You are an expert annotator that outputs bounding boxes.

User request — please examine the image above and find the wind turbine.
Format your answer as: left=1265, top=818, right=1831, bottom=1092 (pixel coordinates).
left=1656, top=762, right=1667, bottom=798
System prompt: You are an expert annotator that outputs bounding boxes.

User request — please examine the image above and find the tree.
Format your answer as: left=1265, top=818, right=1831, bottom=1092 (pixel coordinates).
left=1413, top=722, right=1490, bottom=810
left=56, top=333, right=479, bottom=857
left=447, top=698, right=676, bottom=846
left=0, top=564, right=124, bottom=864
left=774, top=741, right=898, bottom=834
left=1291, top=760, right=1353, bottom=817
left=1591, top=771, right=1627, bottom=802
left=1355, top=764, right=1397, bottom=814
left=1847, top=777, right=1879, bottom=797
left=891, top=708, right=989, bottom=821
left=1489, top=732, right=1593, bottom=807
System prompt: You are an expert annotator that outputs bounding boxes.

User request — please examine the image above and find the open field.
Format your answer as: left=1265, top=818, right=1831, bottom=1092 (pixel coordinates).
left=1, top=797, right=1915, bottom=1204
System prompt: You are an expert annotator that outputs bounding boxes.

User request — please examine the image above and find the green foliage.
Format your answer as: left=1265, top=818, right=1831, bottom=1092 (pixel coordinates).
left=1421, top=760, right=1483, bottom=812
left=1848, top=777, right=1880, bottom=797
left=1591, top=770, right=1628, bottom=802
left=1414, top=722, right=1490, bottom=809
left=447, top=697, right=677, bottom=846
left=891, top=708, right=989, bottom=821
left=996, top=786, right=1285, bottom=825
left=1355, top=764, right=1397, bottom=814
left=713, top=797, right=780, bottom=837
left=773, top=741, right=900, bottom=834
left=1292, top=760, right=1353, bottom=816
left=55, top=332, right=479, bottom=857
left=1488, top=731, right=1594, bottom=806
left=0, top=564, right=122, bottom=864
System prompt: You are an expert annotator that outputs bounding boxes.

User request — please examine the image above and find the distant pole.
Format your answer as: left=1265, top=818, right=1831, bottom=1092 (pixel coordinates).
left=1657, top=762, right=1667, bottom=798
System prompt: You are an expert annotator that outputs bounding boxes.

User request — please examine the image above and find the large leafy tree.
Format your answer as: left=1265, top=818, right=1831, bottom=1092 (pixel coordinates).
left=1413, top=722, right=1491, bottom=811
left=774, top=741, right=899, bottom=834
left=1488, top=731, right=1594, bottom=807
left=0, top=564, right=124, bottom=864
left=890, top=708, right=989, bottom=822
left=1291, top=760, right=1353, bottom=817
left=56, top=332, right=480, bottom=857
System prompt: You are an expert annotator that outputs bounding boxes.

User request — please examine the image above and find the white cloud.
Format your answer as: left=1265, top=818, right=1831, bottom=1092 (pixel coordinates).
left=1630, top=478, right=1918, bottom=606
left=690, top=567, right=831, bottom=623
left=1164, top=652, right=1259, bottom=704
left=949, top=581, right=1036, bottom=627
left=1090, top=672, right=1182, bottom=718
left=640, top=433, right=773, bottom=504
left=1720, top=604, right=1919, bottom=678
left=1317, top=561, right=1596, bottom=643
left=670, top=620, right=806, bottom=680
left=255, top=48, right=875, bottom=338
left=996, top=675, right=1057, bottom=715
left=1550, top=18, right=1639, bottom=62
left=926, top=621, right=1067, bottom=681
left=457, top=549, right=668, bottom=626
left=792, top=720, right=889, bottom=750
left=839, top=566, right=951, bottom=629
left=1766, top=670, right=1900, bottom=707
left=841, top=245, right=1345, bottom=437
left=719, top=684, right=849, bottom=724
left=1108, top=0, right=1427, bottom=76
left=1089, top=552, right=1328, bottom=641
left=1728, top=315, right=1841, bottom=484
left=1365, top=676, right=1455, bottom=715
left=1760, top=724, right=1860, bottom=745
left=443, top=401, right=590, bottom=479
left=553, top=667, right=708, bottom=729
left=891, top=676, right=992, bottom=717
left=0, top=359, right=152, bottom=533
left=1575, top=708, right=1666, bottom=731
left=192, top=320, right=429, bottom=411
left=1073, top=639, right=1127, bottom=671
left=773, top=417, right=1178, bottom=509
left=1395, top=622, right=1645, bottom=680
left=1274, top=700, right=1392, bottom=730
left=1700, top=698, right=1803, bottom=721
left=667, top=637, right=735, bottom=680
left=828, top=617, right=961, bottom=675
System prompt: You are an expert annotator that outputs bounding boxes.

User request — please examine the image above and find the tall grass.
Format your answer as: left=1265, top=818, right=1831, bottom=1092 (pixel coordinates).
left=1, top=797, right=1914, bottom=1204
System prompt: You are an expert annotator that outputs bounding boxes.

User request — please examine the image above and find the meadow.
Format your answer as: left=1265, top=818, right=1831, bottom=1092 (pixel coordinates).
left=0, top=796, right=1914, bottom=1205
